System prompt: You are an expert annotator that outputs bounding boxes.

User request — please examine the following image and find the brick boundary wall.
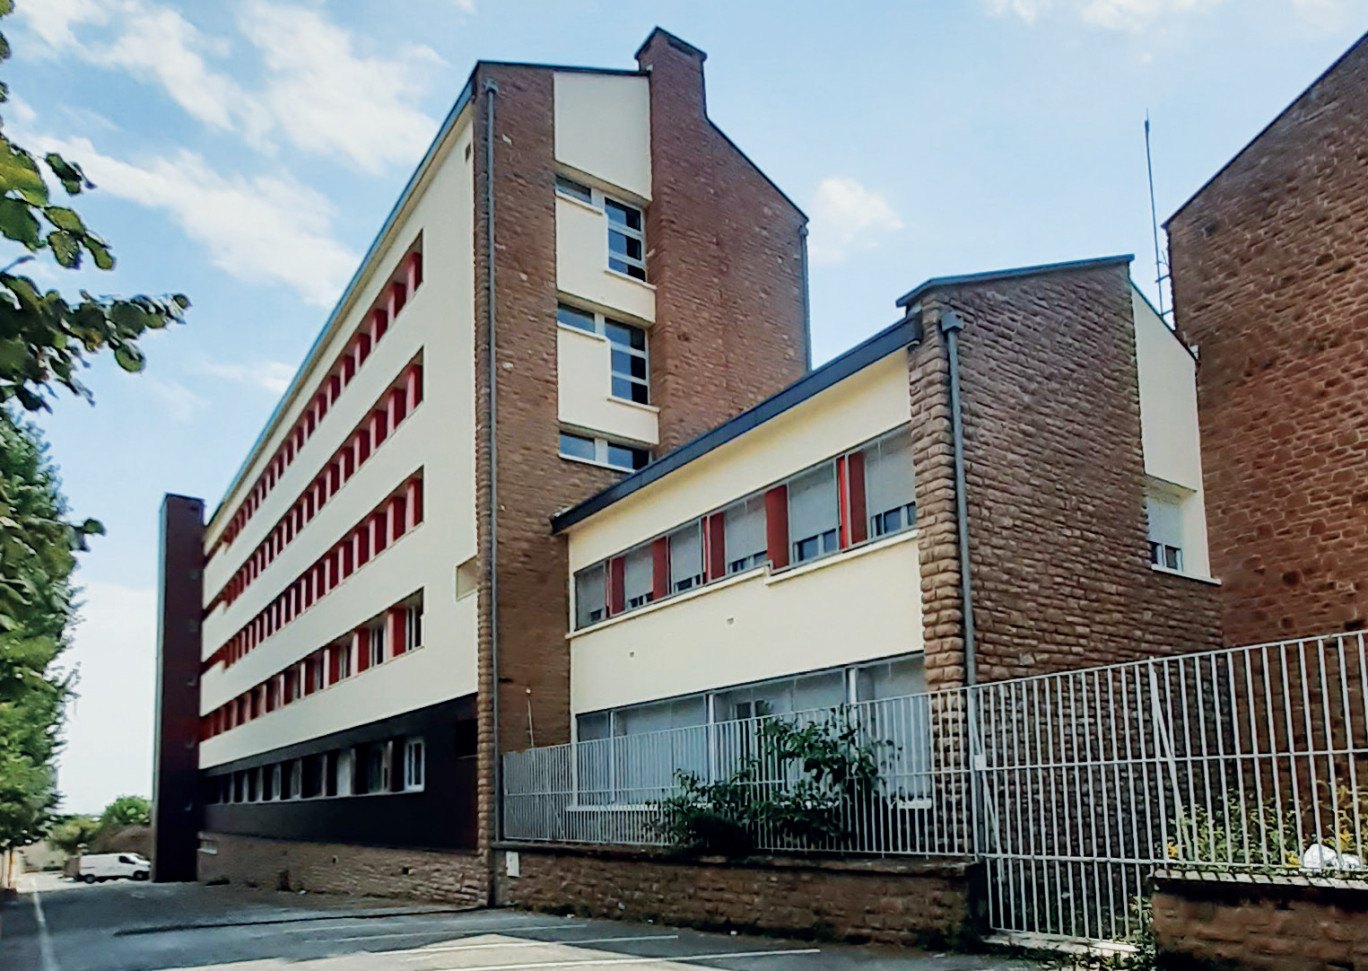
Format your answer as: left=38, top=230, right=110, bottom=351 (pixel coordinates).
left=1153, top=870, right=1368, bottom=970
left=197, top=832, right=487, bottom=907
left=494, top=844, right=983, bottom=947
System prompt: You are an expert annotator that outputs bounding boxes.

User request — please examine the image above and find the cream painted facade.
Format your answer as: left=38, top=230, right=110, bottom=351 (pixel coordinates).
left=1133, top=288, right=1214, bottom=580
left=557, top=324, right=660, bottom=445
left=553, top=72, right=651, bottom=201
left=554, top=195, right=656, bottom=323
left=199, top=110, right=479, bottom=769
left=564, top=351, right=919, bottom=717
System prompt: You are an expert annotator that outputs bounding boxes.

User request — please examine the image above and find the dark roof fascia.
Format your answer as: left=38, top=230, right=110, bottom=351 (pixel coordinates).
left=1165, top=30, right=1368, bottom=227
left=477, top=60, right=647, bottom=78
left=896, top=254, right=1134, bottom=308
left=550, top=313, right=923, bottom=533
left=208, top=74, right=477, bottom=528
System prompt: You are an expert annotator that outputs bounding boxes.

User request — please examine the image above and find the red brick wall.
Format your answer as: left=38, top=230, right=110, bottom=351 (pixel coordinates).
left=198, top=831, right=486, bottom=906
left=1168, top=33, right=1368, bottom=646
left=498, top=845, right=980, bottom=947
left=1154, top=871, right=1368, bottom=970
left=636, top=30, right=810, bottom=452
left=911, top=263, right=1221, bottom=689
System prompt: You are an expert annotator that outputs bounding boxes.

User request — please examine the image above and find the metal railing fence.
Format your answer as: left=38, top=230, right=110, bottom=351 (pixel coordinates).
left=502, top=632, right=1368, bottom=945
left=503, top=689, right=974, bottom=857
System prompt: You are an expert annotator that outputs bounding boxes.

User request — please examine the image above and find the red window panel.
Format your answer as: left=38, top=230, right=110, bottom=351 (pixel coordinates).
left=356, top=428, right=371, bottom=464
left=357, top=331, right=372, bottom=365
left=608, top=557, right=626, bottom=616
left=370, top=307, right=388, bottom=344
left=355, top=528, right=371, bottom=567
left=846, top=451, right=868, bottom=546
left=836, top=456, right=851, bottom=549
left=285, top=668, right=297, bottom=703
left=305, top=410, right=316, bottom=436
left=329, top=461, right=342, bottom=493
left=249, top=690, right=260, bottom=719
left=704, top=513, right=726, bottom=582
left=389, top=608, right=407, bottom=657
left=652, top=537, right=669, bottom=601
left=405, top=478, right=423, bottom=529
left=371, top=408, right=388, bottom=447
left=406, top=364, right=423, bottom=410
left=389, top=494, right=407, bottom=540
left=765, top=485, right=790, bottom=570
left=341, top=448, right=356, bottom=480
left=342, top=354, right=356, bottom=383
left=389, top=386, right=406, bottom=428
left=387, top=281, right=406, bottom=320
left=340, top=542, right=355, bottom=580
left=328, top=374, right=341, bottom=403
left=303, top=658, right=316, bottom=696
left=406, top=250, right=423, bottom=294
left=355, top=627, right=371, bottom=673
left=372, top=511, right=389, bottom=554
left=328, top=645, right=341, bottom=684
left=315, top=391, right=329, bottom=422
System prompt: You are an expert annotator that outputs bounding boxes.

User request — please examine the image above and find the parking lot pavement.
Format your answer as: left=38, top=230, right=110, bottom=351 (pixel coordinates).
left=0, top=873, right=1039, bottom=971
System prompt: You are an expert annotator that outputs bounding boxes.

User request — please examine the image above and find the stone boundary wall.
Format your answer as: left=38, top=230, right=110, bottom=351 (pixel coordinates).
left=1153, top=869, right=1368, bottom=969
left=495, top=843, right=981, bottom=947
left=197, top=831, right=487, bottom=907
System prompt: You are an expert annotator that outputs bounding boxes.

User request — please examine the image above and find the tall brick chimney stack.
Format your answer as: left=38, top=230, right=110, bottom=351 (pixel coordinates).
left=632, top=27, right=809, bottom=452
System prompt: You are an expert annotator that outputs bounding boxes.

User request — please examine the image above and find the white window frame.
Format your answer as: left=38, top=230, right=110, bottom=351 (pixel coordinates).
left=554, top=176, right=646, bottom=281
left=559, top=431, right=650, bottom=472
left=369, top=625, right=385, bottom=667
left=404, top=738, right=425, bottom=792
left=338, top=640, right=352, bottom=679
left=556, top=303, right=650, bottom=405
left=406, top=604, right=423, bottom=651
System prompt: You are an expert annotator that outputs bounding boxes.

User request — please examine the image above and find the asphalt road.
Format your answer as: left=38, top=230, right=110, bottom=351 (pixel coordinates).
left=0, top=872, right=1036, bottom=971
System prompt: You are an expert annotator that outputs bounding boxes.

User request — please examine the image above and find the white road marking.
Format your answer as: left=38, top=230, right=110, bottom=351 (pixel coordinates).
left=428, top=947, right=822, bottom=970
left=33, top=889, right=60, bottom=971
left=396, top=934, right=681, bottom=955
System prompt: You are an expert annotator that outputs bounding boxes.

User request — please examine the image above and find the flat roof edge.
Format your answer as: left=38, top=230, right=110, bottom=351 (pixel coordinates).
left=895, top=254, right=1134, bottom=308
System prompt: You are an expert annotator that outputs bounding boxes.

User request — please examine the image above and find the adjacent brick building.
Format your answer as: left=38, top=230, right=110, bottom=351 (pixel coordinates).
left=1168, top=30, right=1368, bottom=645
left=153, top=29, right=808, bottom=894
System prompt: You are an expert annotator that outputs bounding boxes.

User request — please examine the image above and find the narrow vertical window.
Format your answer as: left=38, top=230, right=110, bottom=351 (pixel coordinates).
left=605, top=198, right=646, bottom=280
left=575, top=563, right=606, bottom=628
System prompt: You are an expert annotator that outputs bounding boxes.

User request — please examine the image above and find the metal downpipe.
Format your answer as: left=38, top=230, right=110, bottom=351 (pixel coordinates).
left=482, top=78, right=502, bottom=885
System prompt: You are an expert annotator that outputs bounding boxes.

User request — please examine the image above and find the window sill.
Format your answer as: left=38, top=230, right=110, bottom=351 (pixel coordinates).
left=557, top=321, right=608, bottom=342
left=1150, top=563, right=1221, bottom=586
left=558, top=452, right=637, bottom=475
left=605, top=395, right=660, bottom=415
left=765, top=528, right=919, bottom=586
left=555, top=189, right=603, bottom=216
left=568, top=567, right=764, bottom=639
left=604, top=268, right=656, bottom=292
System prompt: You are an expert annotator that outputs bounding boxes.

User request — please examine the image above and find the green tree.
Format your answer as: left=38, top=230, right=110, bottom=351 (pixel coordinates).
left=0, top=0, right=189, bottom=850
left=99, top=795, right=150, bottom=829
left=46, top=814, right=98, bottom=855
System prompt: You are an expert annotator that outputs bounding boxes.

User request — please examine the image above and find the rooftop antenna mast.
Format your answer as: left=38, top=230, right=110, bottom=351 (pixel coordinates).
left=1145, top=113, right=1172, bottom=322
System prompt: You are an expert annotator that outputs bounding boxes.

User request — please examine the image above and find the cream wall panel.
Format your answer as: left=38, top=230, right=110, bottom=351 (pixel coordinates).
left=557, top=325, right=659, bottom=445
left=567, top=353, right=912, bottom=570
left=1133, top=289, right=1212, bottom=577
left=553, top=72, right=651, bottom=200
left=556, top=197, right=656, bottom=322
left=571, top=534, right=922, bottom=714
left=199, top=117, right=479, bottom=745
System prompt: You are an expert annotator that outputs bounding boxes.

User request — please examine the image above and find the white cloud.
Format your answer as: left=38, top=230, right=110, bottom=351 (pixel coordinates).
left=987, top=0, right=1052, bottom=23
left=34, top=136, right=357, bottom=307
left=238, top=1, right=441, bottom=174
left=56, top=582, right=157, bottom=815
left=986, top=0, right=1229, bottom=30
left=143, top=376, right=209, bottom=422
left=18, top=0, right=439, bottom=173
left=198, top=359, right=297, bottom=396
left=1291, top=0, right=1350, bottom=27
left=807, top=176, right=904, bottom=267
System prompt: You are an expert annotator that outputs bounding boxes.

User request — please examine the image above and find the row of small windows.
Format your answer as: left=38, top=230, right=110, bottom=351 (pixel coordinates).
left=555, top=176, right=646, bottom=282
left=572, top=427, right=917, bottom=629
left=207, top=737, right=425, bottom=804
left=219, top=245, right=423, bottom=550
left=204, top=599, right=423, bottom=738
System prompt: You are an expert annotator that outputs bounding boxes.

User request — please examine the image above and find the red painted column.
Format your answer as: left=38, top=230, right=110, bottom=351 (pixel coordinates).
left=765, top=485, right=790, bottom=570
left=355, top=628, right=371, bottom=673
left=389, top=608, right=407, bottom=657
left=406, top=364, right=423, bottom=411
left=389, top=494, right=407, bottom=540
left=847, top=451, right=868, bottom=545
left=705, top=513, right=726, bottom=581
left=405, top=478, right=423, bottom=530
left=406, top=250, right=423, bottom=294
left=652, top=536, right=670, bottom=601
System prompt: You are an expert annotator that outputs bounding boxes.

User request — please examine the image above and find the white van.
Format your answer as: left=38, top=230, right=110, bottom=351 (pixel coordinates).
left=77, top=853, right=150, bottom=883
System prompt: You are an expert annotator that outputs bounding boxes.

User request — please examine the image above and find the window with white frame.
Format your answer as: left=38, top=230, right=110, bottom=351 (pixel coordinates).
left=336, top=749, right=354, bottom=797
left=554, top=177, right=646, bottom=281
left=338, top=640, right=352, bottom=679
left=310, top=655, right=326, bottom=693
left=557, top=303, right=650, bottom=406
left=406, top=603, right=423, bottom=651
left=559, top=431, right=650, bottom=472
left=1147, top=484, right=1185, bottom=571
left=724, top=495, right=768, bottom=574
left=788, top=463, right=840, bottom=564
left=668, top=521, right=703, bottom=593
left=404, top=738, right=425, bottom=791
left=369, top=625, right=385, bottom=667
left=624, top=545, right=654, bottom=609
left=862, top=431, right=916, bottom=538
left=287, top=760, right=302, bottom=799
left=575, top=562, right=606, bottom=628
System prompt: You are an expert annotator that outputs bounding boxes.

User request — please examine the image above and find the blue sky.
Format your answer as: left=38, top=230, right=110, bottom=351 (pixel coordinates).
left=10, top=0, right=1364, bottom=813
